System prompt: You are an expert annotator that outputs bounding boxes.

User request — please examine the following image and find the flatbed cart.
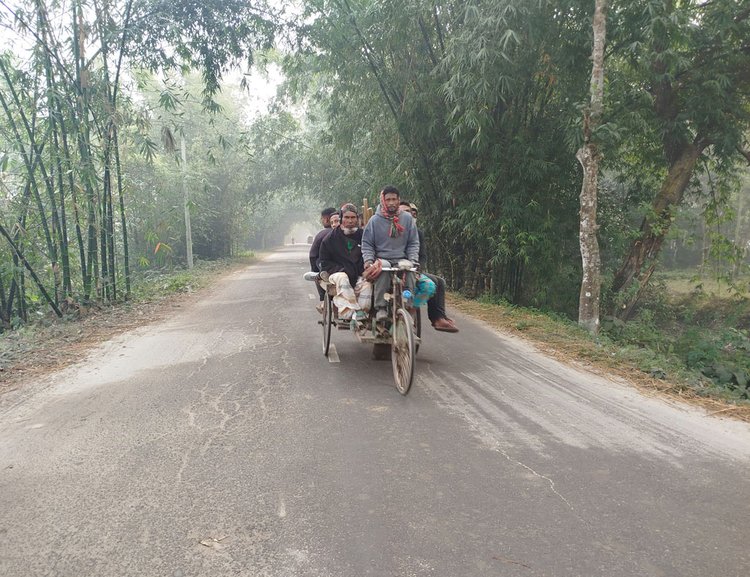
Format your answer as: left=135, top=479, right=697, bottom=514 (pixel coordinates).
left=305, top=264, right=421, bottom=395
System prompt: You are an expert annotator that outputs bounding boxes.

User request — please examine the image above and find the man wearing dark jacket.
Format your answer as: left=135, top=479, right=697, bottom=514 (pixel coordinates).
left=309, top=207, right=337, bottom=272
left=399, top=201, right=459, bottom=333
left=318, top=204, right=372, bottom=320
left=309, top=207, right=337, bottom=307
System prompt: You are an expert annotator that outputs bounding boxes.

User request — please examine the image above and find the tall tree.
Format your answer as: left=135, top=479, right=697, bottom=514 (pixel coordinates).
left=607, top=0, right=750, bottom=318
left=577, top=0, right=607, bottom=334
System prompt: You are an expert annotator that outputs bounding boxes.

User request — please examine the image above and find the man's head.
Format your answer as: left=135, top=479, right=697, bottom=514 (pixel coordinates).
left=398, top=200, right=419, bottom=222
left=380, top=185, right=400, bottom=215
left=339, top=203, right=359, bottom=235
left=329, top=214, right=340, bottom=228
left=321, top=207, right=336, bottom=228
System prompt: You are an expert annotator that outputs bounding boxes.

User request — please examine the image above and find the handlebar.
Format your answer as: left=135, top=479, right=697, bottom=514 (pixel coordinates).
left=381, top=267, right=418, bottom=273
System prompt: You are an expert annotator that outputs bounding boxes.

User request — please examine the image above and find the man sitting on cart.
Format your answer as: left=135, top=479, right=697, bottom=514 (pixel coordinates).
left=309, top=207, right=337, bottom=311
left=361, top=186, right=420, bottom=325
left=318, top=203, right=372, bottom=321
left=399, top=201, right=459, bottom=333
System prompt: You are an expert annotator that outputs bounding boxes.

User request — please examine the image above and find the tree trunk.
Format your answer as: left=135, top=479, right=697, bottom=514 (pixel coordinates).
left=5, top=182, right=33, bottom=321
left=102, top=148, right=115, bottom=300
left=51, top=120, right=72, bottom=297
left=73, top=2, right=100, bottom=302
left=181, top=133, right=194, bottom=269
left=0, top=274, right=8, bottom=326
left=701, top=217, right=710, bottom=274
left=576, top=0, right=607, bottom=334
left=6, top=278, right=18, bottom=323
left=61, top=123, right=88, bottom=291
left=732, top=185, right=745, bottom=279
left=15, top=271, right=26, bottom=322
left=611, top=140, right=704, bottom=319
left=114, top=128, right=131, bottom=297
left=96, top=0, right=122, bottom=302
left=37, top=0, right=72, bottom=298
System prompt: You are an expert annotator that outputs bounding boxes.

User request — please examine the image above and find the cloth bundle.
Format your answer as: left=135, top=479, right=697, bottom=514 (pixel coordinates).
left=412, top=274, right=436, bottom=307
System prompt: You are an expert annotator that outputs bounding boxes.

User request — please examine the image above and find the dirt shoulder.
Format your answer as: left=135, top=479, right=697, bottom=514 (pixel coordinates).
left=0, top=260, right=253, bottom=396
left=0, top=297, right=188, bottom=395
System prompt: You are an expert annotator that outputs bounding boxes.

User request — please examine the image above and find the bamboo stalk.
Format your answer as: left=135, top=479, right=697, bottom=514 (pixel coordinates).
left=0, top=222, right=62, bottom=317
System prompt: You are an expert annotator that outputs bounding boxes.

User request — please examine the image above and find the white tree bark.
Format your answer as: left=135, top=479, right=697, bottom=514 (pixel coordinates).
left=181, top=132, right=194, bottom=270
left=576, top=0, right=607, bottom=334
left=733, top=185, right=745, bottom=279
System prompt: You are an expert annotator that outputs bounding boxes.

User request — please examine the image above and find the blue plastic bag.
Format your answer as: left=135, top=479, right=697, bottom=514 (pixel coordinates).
left=413, top=274, right=436, bottom=307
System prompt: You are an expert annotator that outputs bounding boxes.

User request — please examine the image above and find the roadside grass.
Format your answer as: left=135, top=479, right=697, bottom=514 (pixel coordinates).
left=128, top=254, right=258, bottom=302
left=448, top=288, right=750, bottom=423
left=657, top=269, right=750, bottom=297
left=0, top=255, right=256, bottom=388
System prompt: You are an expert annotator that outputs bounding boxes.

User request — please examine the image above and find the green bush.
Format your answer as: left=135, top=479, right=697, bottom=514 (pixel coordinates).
left=598, top=283, right=750, bottom=401
left=677, top=328, right=720, bottom=369
left=602, top=309, right=666, bottom=351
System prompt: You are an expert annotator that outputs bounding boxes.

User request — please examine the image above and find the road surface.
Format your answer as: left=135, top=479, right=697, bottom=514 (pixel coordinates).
left=1, top=246, right=749, bottom=576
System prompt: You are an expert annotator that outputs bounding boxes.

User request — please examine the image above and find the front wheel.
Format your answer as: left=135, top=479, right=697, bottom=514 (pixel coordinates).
left=322, top=293, right=333, bottom=356
left=391, top=308, right=416, bottom=395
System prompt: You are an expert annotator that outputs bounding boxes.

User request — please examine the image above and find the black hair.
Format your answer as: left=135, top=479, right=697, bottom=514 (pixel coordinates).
left=399, top=200, right=411, bottom=207
left=381, top=185, right=400, bottom=198
left=321, top=207, right=337, bottom=217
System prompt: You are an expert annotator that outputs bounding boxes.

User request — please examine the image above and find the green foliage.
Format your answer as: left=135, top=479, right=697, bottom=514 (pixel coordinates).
left=602, top=310, right=664, bottom=352
left=273, top=0, right=744, bottom=319
left=687, top=326, right=750, bottom=400
left=128, top=258, right=239, bottom=300
left=3, top=0, right=750, bottom=333
left=478, top=293, right=513, bottom=308
left=128, top=0, right=276, bottom=99
left=602, top=286, right=750, bottom=399
left=0, top=0, right=280, bottom=327
left=276, top=0, right=594, bottom=310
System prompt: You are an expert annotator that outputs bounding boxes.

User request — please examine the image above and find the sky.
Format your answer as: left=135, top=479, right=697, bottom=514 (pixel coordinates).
left=233, top=63, right=285, bottom=123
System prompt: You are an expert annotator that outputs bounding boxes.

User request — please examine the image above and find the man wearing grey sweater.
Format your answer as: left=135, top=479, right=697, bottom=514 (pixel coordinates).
left=362, top=185, right=420, bottom=323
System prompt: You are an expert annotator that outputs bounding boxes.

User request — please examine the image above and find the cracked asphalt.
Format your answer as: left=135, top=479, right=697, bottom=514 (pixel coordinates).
left=1, top=246, right=749, bottom=577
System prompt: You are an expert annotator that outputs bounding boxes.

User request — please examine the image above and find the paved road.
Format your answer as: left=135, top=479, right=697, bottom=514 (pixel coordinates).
left=1, top=246, right=749, bottom=577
